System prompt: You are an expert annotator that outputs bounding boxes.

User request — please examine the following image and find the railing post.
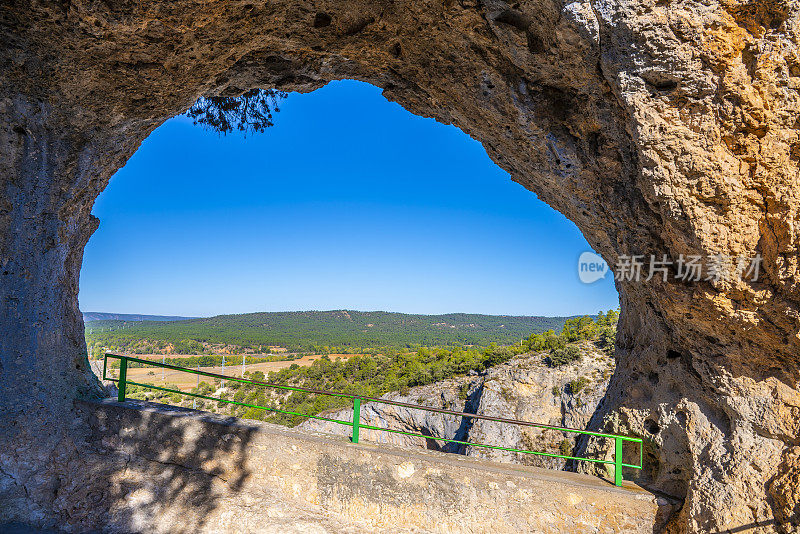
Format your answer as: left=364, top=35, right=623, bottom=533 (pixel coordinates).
left=118, top=356, right=127, bottom=402
left=614, top=436, right=623, bottom=487
left=352, top=398, right=361, bottom=444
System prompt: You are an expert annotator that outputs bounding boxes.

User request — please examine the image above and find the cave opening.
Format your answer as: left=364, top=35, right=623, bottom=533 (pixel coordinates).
left=78, top=79, right=622, bottom=478
left=80, top=80, right=619, bottom=322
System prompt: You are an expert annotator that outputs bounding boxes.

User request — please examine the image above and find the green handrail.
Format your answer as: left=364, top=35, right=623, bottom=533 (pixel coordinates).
left=103, top=353, right=642, bottom=486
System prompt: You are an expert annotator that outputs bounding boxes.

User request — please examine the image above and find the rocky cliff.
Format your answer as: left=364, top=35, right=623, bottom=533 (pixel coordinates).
left=300, top=343, right=614, bottom=471
left=2, top=0, right=800, bottom=532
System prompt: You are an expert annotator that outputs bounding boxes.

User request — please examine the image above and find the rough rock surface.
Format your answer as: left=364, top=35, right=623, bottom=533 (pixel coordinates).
left=302, top=373, right=486, bottom=453
left=2, top=0, right=800, bottom=532
left=64, top=399, right=664, bottom=533
left=300, top=344, right=614, bottom=471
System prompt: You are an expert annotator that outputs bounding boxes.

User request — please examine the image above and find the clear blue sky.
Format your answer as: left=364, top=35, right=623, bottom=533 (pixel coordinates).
left=79, top=80, right=618, bottom=317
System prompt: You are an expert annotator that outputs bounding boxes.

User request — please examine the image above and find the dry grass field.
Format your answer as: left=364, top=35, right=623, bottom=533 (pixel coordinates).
left=106, top=353, right=360, bottom=391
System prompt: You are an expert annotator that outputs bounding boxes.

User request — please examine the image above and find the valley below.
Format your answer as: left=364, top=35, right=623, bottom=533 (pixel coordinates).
left=91, top=311, right=620, bottom=473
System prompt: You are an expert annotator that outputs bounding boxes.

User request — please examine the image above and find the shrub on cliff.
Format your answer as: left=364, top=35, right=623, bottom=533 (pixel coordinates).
left=566, top=376, right=589, bottom=394
left=544, top=345, right=582, bottom=367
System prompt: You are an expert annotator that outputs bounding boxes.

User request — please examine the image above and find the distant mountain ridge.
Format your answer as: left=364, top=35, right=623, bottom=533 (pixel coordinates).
left=82, top=312, right=197, bottom=322
left=84, top=310, right=579, bottom=352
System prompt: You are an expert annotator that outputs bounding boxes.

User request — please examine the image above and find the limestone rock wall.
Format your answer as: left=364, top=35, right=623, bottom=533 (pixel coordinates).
left=2, top=0, right=800, bottom=532
left=299, top=345, right=614, bottom=471
left=465, top=345, right=611, bottom=469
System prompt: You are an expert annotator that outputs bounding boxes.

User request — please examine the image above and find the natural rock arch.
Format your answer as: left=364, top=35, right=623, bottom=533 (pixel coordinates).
left=1, top=1, right=799, bottom=532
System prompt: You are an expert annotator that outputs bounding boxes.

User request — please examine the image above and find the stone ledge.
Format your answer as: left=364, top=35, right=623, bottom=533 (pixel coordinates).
left=74, top=399, right=663, bottom=533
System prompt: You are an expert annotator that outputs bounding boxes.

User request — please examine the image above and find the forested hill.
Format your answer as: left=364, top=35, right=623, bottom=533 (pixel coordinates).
left=85, top=310, right=574, bottom=352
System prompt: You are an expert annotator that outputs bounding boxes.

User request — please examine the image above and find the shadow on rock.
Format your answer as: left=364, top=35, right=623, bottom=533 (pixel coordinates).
left=59, top=399, right=257, bottom=533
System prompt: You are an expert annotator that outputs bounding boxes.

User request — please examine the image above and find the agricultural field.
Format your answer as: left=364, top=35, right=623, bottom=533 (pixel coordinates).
left=102, top=353, right=361, bottom=391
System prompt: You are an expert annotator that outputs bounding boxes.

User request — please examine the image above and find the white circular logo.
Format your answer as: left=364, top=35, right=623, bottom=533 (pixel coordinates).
left=578, top=251, right=608, bottom=284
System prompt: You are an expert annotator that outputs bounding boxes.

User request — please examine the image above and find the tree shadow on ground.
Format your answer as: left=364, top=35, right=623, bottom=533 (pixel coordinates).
left=63, top=399, right=258, bottom=533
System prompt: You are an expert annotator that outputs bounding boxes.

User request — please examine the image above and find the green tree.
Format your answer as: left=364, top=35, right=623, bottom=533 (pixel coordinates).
left=186, top=89, right=286, bottom=135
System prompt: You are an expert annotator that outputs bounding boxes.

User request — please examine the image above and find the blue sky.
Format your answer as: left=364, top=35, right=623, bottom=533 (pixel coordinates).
left=79, top=80, right=617, bottom=317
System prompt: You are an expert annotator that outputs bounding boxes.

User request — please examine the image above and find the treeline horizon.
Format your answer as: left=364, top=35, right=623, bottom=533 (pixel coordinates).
left=121, top=311, right=620, bottom=426
left=85, top=310, right=588, bottom=355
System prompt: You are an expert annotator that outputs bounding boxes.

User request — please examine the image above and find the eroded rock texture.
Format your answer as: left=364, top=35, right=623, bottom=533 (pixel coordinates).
left=1, top=0, right=799, bottom=532
left=299, top=345, right=613, bottom=470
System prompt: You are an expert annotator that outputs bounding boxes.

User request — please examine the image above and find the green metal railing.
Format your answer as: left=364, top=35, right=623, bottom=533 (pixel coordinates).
left=103, top=353, right=642, bottom=486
